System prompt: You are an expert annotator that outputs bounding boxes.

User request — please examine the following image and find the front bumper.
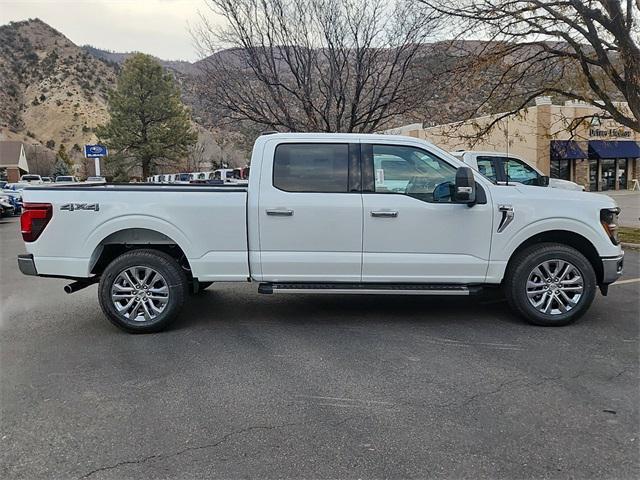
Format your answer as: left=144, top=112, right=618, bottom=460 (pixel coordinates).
left=601, top=253, right=624, bottom=284
left=17, top=254, right=38, bottom=276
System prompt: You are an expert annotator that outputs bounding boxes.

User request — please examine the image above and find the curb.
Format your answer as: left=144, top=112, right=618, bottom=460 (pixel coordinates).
left=621, top=242, right=640, bottom=250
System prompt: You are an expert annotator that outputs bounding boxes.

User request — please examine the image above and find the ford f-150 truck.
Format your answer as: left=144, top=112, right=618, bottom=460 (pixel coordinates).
left=18, top=133, right=624, bottom=333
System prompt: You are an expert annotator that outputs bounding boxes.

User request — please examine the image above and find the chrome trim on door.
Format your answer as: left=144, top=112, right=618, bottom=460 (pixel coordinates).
left=371, top=211, right=399, bottom=218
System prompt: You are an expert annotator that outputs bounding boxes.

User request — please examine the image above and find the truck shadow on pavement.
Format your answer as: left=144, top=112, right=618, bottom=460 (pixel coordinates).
left=176, top=287, right=524, bottom=331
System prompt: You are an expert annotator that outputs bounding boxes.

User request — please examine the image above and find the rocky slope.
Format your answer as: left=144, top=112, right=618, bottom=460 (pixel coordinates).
left=0, top=19, right=116, bottom=154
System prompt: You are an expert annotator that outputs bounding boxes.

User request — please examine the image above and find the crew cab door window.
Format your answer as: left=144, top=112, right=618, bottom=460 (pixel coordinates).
left=501, top=157, right=539, bottom=185
left=475, top=157, right=498, bottom=182
left=370, top=145, right=457, bottom=202
left=273, top=143, right=349, bottom=192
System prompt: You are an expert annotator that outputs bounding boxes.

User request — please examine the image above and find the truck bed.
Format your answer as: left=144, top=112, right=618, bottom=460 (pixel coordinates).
left=22, top=183, right=250, bottom=281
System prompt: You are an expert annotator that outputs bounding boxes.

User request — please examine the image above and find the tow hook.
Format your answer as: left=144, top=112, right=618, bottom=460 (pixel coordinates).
left=64, top=278, right=99, bottom=294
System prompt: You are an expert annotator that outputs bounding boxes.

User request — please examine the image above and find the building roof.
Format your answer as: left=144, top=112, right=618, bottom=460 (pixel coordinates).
left=0, top=141, right=29, bottom=171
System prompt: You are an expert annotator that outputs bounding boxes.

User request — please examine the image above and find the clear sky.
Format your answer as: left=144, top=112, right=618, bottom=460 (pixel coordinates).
left=0, top=0, right=217, bottom=61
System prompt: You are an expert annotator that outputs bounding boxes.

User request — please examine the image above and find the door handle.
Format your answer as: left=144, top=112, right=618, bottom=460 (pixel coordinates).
left=370, top=210, right=399, bottom=218
left=266, top=208, right=294, bottom=216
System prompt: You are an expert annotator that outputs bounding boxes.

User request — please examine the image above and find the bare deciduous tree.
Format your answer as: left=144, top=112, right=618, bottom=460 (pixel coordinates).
left=423, top=0, right=640, bottom=134
left=193, top=0, right=441, bottom=133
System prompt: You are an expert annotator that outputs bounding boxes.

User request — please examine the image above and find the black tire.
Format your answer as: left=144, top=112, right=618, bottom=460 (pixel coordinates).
left=504, top=242, right=597, bottom=326
left=98, top=249, right=187, bottom=333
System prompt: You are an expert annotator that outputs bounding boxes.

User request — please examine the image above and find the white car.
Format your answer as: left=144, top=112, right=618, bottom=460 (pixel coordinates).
left=54, top=176, right=78, bottom=183
left=451, top=151, right=585, bottom=191
left=19, top=174, right=43, bottom=184
left=18, top=133, right=623, bottom=333
left=86, top=176, right=107, bottom=183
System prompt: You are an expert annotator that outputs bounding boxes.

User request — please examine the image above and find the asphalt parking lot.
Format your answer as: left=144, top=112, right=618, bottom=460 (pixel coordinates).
left=1, top=216, right=638, bottom=479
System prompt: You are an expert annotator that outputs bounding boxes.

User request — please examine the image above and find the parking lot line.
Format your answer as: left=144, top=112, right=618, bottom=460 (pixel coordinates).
left=613, top=278, right=640, bottom=285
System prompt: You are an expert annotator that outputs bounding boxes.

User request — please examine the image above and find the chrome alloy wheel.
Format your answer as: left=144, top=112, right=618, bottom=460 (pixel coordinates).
left=111, top=266, right=169, bottom=322
left=526, top=259, right=584, bottom=315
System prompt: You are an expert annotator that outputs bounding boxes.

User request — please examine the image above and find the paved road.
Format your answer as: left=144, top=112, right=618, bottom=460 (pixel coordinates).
left=1, top=216, right=638, bottom=479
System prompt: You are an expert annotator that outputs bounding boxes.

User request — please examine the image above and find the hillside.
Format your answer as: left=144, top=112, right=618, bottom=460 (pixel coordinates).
left=0, top=19, right=118, bottom=155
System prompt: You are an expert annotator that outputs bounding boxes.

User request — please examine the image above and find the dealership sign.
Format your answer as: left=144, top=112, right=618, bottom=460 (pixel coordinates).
left=589, top=127, right=632, bottom=138
left=588, top=116, right=632, bottom=138
left=84, top=144, right=108, bottom=158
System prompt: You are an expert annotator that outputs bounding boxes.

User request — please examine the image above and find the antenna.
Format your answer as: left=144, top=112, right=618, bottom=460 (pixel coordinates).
left=505, top=115, right=510, bottom=185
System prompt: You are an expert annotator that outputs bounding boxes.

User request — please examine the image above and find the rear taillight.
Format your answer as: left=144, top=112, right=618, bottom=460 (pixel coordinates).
left=21, top=203, right=53, bottom=242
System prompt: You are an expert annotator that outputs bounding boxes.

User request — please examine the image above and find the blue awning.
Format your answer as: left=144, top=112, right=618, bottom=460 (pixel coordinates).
left=588, top=140, right=640, bottom=159
left=550, top=140, right=587, bottom=160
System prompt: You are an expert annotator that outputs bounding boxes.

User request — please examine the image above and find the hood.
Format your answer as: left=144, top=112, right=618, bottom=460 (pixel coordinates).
left=514, top=183, right=618, bottom=208
left=549, top=178, right=584, bottom=191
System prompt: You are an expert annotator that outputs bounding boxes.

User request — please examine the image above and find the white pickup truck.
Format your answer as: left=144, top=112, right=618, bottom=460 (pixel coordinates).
left=18, top=133, right=624, bottom=333
left=451, top=151, right=585, bottom=191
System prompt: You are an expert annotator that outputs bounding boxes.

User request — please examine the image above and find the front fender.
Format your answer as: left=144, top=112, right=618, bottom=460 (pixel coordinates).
left=497, top=217, right=617, bottom=261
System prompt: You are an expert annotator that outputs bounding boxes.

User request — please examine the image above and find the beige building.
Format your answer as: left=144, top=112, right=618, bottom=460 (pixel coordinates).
left=389, top=98, right=639, bottom=191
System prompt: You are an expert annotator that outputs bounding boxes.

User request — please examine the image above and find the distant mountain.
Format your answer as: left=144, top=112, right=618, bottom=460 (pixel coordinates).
left=82, top=45, right=199, bottom=75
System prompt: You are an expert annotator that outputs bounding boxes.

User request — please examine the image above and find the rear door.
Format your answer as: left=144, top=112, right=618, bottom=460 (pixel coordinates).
left=361, top=142, right=493, bottom=283
left=257, top=140, right=363, bottom=282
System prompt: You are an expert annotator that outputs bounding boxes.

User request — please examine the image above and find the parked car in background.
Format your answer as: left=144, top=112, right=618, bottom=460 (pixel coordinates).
left=20, top=174, right=43, bottom=184
left=0, top=194, right=15, bottom=217
left=18, top=133, right=623, bottom=333
left=86, top=176, right=107, bottom=183
left=5, top=182, right=31, bottom=192
left=55, top=176, right=78, bottom=183
left=451, top=151, right=585, bottom=191
left=0, top=181, right=7, bottom=189
left=1, top=189, right=22, bottom=215
left=41, top=177, right=53, bottom=183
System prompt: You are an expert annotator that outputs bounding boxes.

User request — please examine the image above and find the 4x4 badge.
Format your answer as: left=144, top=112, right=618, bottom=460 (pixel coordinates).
left=61, top=203, right=100, bottom=212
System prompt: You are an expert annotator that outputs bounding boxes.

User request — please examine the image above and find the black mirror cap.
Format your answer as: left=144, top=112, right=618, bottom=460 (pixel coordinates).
left=455, top=166, right=476, bottom=204
left=538, top=175, right=550, bottom=187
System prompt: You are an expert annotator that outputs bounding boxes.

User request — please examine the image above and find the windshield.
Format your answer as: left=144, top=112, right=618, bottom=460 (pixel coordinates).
left=56, top=176, right=73, bottom=182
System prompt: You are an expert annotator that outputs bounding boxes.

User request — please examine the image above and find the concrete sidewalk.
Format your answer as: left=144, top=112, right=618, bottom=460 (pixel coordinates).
left=599, top=190, right=640, bottom=227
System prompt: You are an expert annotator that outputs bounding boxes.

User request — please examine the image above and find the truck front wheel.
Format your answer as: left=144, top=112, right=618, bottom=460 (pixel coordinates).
left=504, top=243, right=597, bottom=326
left=98, top=249, right=187, bottom=333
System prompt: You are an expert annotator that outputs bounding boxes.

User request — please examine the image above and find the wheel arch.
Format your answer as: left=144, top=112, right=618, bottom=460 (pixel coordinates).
left=88, top=227, right=193, bottom=276
left=506, top=230, right=603, bottom=284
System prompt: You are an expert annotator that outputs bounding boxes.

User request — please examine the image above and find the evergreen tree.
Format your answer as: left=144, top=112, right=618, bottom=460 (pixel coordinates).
left=52, top=157, right=70, bottom=178
left=96, top=53, right=197, bottom=178
left=56, top=144, right=72, bottom=168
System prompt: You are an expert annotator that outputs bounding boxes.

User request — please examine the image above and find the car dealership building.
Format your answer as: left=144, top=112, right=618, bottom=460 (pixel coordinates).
left=389, top=98, right=639, bottom=191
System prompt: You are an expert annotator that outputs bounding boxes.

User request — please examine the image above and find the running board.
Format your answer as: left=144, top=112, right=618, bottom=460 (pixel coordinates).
left=258, top=283, right=479, bottom=295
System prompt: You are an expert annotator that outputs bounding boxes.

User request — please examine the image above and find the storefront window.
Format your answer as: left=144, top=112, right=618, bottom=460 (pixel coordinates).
left=589, top=159, right=599, bottom=191
left=601, top=159, right=616, bottom=191
left=617, top=158, right=628, bottom=190
left=550, top=160, right=571, bottom=180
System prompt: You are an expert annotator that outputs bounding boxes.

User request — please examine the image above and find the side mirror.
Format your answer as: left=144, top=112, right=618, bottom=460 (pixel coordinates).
left=538, top=175, right=550, bottom=187
left=454, top=166, right=476, bottom=204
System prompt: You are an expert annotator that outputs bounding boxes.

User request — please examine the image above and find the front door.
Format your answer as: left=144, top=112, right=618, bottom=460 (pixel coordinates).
left=361, top=143, right=493, bottom=283
left=257, top=140, right=363, bottom=282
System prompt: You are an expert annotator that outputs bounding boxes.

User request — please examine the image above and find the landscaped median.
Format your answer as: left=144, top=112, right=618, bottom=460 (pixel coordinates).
left=620, top=227, right=640, bottom=249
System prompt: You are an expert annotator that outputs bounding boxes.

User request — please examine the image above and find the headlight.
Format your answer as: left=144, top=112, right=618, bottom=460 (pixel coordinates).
left=600, top=207, right=620, bottom=245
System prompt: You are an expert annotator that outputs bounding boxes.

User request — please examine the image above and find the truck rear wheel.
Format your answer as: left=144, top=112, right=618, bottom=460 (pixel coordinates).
left=504, top=243, right=596, bottom=326
left=98, top=249, right=187, bottom=333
